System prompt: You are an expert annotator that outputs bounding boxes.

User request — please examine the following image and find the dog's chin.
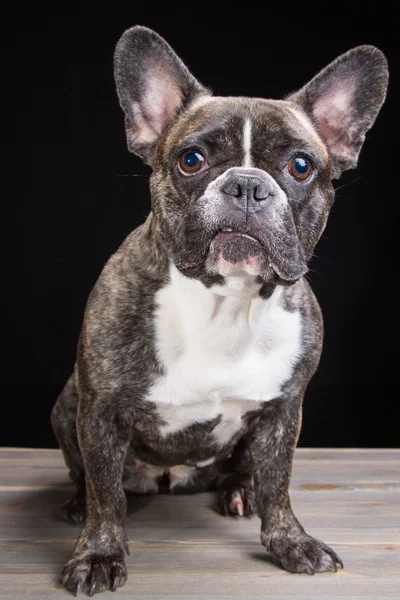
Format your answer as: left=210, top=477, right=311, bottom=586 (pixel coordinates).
left=205, top=232, right=267, bottom=277
left=175, top=231, right=308, bottom=287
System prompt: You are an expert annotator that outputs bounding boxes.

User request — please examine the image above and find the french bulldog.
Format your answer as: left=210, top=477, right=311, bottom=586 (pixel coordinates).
left=51, top=25, right=388, bottom=595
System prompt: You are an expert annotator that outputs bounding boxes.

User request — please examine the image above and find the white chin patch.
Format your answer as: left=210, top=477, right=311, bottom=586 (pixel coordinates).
left=216, top=254, right=263, bottom=277
left=206, top=232, right=265, bottom=278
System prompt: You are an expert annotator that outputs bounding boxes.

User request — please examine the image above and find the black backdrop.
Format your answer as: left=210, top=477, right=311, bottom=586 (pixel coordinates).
left=2, top=13, right=397, bottom=448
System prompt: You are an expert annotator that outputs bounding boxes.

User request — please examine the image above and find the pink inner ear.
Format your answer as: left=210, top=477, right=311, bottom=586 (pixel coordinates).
left=313, top=80, right=356, bottom=161
left=130, top=62, right=183, bottom=145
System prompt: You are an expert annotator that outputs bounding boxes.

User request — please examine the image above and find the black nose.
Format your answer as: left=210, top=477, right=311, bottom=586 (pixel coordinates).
left=221, top=174, right=271, bottom=203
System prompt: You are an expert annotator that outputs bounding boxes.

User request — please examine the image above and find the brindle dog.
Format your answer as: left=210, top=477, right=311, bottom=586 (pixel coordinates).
left=51, top=26, right=388, bottom=595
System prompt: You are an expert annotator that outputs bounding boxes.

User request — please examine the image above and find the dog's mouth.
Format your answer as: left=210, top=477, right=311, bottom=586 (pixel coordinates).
left=214, top=228, right=263, bottom=246
left=205, top=226, right=266, bottom=277
left=207, top=225, right=308, bottom=283
left=178, top=222, right=308, bottom=284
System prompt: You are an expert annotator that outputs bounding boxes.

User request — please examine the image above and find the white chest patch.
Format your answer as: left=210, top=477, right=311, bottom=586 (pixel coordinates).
left=146, top=265, right=302, bottom=445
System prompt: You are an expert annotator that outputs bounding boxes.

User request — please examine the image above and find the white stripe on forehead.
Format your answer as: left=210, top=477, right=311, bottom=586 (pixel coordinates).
left=243, top=118, right=252, bottom=167
left=286, top=106, right=329, bottom=158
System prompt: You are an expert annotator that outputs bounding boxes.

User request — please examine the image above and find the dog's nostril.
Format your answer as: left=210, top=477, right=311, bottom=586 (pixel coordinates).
left=222, top=176, right=271, bottom=202
left=254, top=183, right=269, bottom=201
left=222, top=181, right=241, bottom=197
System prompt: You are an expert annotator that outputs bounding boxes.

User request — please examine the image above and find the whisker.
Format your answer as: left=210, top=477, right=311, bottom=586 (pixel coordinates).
left=334, top=176, right=362, bottom=192
left=306, top=266, right=323, bottom=277
left=115, top=173, right=150, bottom=178
left=296, top=225, right=318, bottom=232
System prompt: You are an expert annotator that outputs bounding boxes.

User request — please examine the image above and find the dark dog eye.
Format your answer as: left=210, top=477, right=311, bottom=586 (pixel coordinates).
left=178, top=151, right=207, bottom=176
left=287, top=156, right=313, bottom=182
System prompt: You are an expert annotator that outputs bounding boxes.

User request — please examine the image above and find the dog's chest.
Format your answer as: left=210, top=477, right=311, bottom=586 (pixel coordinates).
left=146, top=267, right=302, bottom=445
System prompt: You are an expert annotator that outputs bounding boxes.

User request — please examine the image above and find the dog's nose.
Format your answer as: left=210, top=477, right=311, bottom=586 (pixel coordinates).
left=221, top=174, right=271, bottom=203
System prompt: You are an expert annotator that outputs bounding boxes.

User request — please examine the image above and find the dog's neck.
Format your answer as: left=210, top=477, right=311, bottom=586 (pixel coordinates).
left=166, top=262, right=283, bottom=330
left=204, top=271, right=263, bottom=300
left=141, top=213, right=279, bottom=300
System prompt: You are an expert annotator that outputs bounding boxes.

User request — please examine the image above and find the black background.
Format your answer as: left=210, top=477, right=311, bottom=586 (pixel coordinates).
left=2, top=13, right=397, bottom=448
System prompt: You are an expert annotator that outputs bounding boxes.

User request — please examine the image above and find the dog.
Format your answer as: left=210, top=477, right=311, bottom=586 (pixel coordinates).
left=51, top=26, right=388, bottom=595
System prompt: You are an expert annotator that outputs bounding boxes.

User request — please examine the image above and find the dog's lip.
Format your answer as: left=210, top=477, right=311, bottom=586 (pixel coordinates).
left=214, top=230, right=262, bottom=245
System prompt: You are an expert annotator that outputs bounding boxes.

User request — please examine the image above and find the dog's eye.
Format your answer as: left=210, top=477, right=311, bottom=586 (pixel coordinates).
left=178, top=151, right=207, bottom=176
left=287, top=156, right=313, bottom=182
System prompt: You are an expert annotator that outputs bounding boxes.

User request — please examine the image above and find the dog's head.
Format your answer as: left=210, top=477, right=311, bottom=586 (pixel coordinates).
left=114, top=27, right=388, bottom=293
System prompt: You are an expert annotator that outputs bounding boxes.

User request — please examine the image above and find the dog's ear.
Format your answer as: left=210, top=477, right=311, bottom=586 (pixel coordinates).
left=288, top=46, right=388, bottom=178
left=114, top=26, right=209, bottom=164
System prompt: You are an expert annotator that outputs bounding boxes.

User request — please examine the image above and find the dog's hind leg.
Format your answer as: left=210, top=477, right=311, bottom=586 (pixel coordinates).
left=51, top=369, right=86, bottom=523
left=170, top=462, right=255, bottom=516
left=216, top=439, right=255, bottom=517
left=217, top=472, right=255, bottom=517
left=170, top=445, right=255, bottom=517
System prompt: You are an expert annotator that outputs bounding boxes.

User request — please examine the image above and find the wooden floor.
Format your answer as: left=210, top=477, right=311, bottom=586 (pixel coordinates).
left=0, top=449, right=399, bottom=599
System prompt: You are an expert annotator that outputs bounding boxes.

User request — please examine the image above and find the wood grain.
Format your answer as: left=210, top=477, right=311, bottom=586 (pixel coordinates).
left=0, top=448, right=399, bottom=599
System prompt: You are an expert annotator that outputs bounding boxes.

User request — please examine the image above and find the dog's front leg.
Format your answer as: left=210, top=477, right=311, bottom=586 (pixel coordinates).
left=250, top=398, right=343, bottom=575
left=61, top=396, right=131, bottom=596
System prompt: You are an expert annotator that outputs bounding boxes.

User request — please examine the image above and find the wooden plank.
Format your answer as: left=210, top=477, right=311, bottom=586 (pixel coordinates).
left=1, top=493, right=400, bottom=535
left=0, top=448, right=399, bottom=599
left=1, top=447, right=400, bottom=461
left=1, top=452, right=399, bottom=490
left=0, top=571, right=399, bottom=600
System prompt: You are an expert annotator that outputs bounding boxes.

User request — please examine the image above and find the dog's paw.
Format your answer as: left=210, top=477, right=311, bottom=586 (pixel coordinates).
left=61, top=494, right=86, bottom=524
left=61, top=552, right=127, bottom=596
left=218, top=480, right=255, bottom=517
left=261, top=528, right=343, bottom=574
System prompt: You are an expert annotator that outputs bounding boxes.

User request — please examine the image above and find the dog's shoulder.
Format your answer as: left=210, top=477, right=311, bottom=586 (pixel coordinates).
left=77, top=217, right=168, bottom=390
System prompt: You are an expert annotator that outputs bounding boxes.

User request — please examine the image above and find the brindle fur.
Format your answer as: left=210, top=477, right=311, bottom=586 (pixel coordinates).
left=51, top=26, right=388, bottom=595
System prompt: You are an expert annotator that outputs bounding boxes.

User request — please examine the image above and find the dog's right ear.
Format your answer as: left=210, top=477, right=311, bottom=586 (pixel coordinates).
left=114, top=26, right=209, bottom=164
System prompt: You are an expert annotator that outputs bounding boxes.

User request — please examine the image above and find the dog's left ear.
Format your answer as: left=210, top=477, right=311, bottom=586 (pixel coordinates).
left=289, top=46, right=388, bottom=178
